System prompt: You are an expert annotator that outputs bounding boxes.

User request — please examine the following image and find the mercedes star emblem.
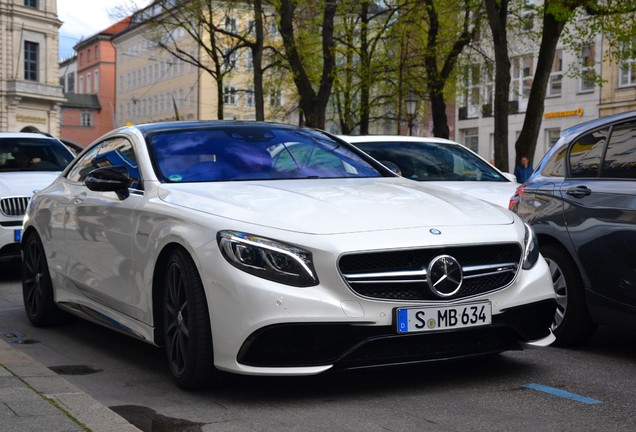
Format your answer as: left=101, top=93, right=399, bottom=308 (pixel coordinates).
left=427, top=255, right=463, bottom=297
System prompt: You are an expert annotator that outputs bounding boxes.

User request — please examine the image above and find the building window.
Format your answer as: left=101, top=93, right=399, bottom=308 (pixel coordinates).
left=619, top=39, right=636, bottom=87
left=463, top=128, right=479, bottom=153
left=246, top=89, right=254, bottom=107
left=245, top=49, right=253, bottom=71
left=223, top=48, right=238, bottom=70
left=86, top=73, right=92, bottom=94
left=547, top=50, right=562, bottom=97
left=80, top=112, right=93, bottom=127
left=24, top=41, right=39, bottom=81
left=79, top=75, right=84, bottom=94
left=224, top=86, right=237, bottom=105
left=511, top=54, right=533, bottom=107
left=580, top=43, right=596, bottom=92
left=546, top=128, right=561, bottom=150
left=224, top=16, right=238, bottom=33
left=463, top=64, right=481, bottom=118
left=94, top=70, right=99, bottom=92
left=269, top=89, right=281, bottom=107
left=67, top=72, right=75, bottom=93
left=24, top=0, right=38, bottom=8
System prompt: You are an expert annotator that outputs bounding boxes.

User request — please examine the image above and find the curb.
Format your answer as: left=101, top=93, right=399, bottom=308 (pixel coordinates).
left=0, top=337, right=141, bottom=432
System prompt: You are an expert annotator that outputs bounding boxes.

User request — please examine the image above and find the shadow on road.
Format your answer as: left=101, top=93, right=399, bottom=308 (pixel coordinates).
left=0, top=258, right=21, bottom=281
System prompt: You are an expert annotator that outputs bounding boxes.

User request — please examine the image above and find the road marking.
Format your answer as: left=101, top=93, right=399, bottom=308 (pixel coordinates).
left=0, top=307, right=24, bottom=312
left=524, top=383, right=602, bottom=405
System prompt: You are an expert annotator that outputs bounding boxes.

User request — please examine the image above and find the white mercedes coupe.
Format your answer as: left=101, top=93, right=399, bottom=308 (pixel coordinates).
left=22, top=122, right=556, bottom=389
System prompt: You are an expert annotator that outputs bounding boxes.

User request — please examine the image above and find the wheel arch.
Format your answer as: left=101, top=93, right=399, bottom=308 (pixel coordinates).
left=536, top=232, right=592, bottom=291
left=151, top=242, right=210, bottom=347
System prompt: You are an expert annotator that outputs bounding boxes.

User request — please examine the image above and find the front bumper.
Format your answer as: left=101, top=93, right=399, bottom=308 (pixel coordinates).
left=237, top=299, right=556, bottom=370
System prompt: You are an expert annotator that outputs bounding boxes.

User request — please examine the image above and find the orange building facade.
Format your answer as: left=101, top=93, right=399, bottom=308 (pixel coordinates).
left=59, top=18, right=129, bottom=148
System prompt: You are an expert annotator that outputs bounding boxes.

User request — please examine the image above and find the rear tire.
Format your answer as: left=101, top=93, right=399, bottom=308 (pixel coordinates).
left=22, top=232, right=67, bottom=326
left=163, top=249, right=224, bottom=389
left=541, top=243, right=596, bottom=346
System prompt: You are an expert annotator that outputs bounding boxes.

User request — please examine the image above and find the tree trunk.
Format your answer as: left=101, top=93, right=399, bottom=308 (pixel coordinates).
left=430, top=92, right=450, bottom=138
left=252, top=0, right=265, bottom=121
left=277, top=0, right=337, bottom=129
left=359, top=1, right=371, bottom=135
left=485, top=0, right=510, bottom=172
left=216, top=70, right=224, bottom=120
left=515, top=9, right=567, bottom=166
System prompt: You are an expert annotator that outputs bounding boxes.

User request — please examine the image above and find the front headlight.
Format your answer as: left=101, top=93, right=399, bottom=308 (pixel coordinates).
left=522, top=223, right=540, bottom=270
left=217, top=230, right=318, bottom=287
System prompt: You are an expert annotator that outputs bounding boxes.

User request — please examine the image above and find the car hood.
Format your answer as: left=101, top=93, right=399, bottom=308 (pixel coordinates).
left=158, top=178, right=514, bottom=235
left=423, top=181, right=519, bottom=209
left=0, top=172, right=61, bottom=197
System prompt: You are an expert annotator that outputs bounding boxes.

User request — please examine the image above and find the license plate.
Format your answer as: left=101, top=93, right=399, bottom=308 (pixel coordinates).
left=396, top=302, right=492, bottom=333
left=14, top=229, right=22, bottom=242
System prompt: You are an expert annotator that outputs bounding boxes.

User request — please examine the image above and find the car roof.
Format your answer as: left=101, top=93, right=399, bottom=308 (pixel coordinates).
left=126, top=120, right=309, bottom=135
left=0, top=132, right=60, bottom=140
left=560, top=110, right=636, bottom=143
left=339, top=135, right=460, bottom=146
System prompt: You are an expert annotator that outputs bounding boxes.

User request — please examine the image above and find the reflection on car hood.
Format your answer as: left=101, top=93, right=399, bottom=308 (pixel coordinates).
left=423, top=181, right=519, bottom=208
left=158, top=177, right=515, bottom=235
left=0, top=172, right=61, bottom=197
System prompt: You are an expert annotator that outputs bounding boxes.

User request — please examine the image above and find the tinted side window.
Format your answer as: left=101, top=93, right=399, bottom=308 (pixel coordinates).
left=66, top=138, right=141, bottom=188
left=602, top=121, right=636, bottom=179
left=66, top=144, right=100, bottom=182
left=568, top=127, right=609, bottom=178
left=541, top=147, right=567, bottom=177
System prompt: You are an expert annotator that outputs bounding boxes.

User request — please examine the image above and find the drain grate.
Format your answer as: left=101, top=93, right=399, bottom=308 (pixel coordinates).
left=111, top=405, right=205, bottom=432
left=49, top=365, right=103, bottom=376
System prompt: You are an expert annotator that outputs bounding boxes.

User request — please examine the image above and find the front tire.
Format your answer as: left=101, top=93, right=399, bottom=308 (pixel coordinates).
left=541, top=243, right=596, bottom=346
left=22, top=232, right=66, bottom=326
left=163, top=249, right=223, bottom=389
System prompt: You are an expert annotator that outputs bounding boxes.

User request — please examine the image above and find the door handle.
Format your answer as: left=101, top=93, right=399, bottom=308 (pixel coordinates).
left=566, top=186, right=591, bottom=198
left=72, top=192, right=87, bottom=204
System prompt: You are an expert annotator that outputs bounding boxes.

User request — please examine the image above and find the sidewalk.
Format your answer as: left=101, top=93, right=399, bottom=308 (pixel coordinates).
left=0, top=337, right=140, bottom=432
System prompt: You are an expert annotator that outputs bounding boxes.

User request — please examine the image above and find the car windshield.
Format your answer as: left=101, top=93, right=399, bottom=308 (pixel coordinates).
left=0, top=137, right=75, bottom=172
left=148, top=126, right=383, bottom=182
left=354, top=141, right=507, bottom=182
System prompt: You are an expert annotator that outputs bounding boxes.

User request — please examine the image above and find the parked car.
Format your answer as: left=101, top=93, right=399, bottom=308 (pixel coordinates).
left=509, top=110, right=636, bottom=346
left=0, top=132, right=75, bottom=260
left=22, top=121, right=556, bottom=389
left=341, top=135, right=518, bottom=208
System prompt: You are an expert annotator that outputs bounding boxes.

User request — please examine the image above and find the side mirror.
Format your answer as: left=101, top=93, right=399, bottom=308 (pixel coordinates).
left=85, top=166, right=130, bottom=200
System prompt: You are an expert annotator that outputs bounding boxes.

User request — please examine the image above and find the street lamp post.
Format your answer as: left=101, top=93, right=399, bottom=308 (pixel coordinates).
left=405, top=92, right=418, bottom=136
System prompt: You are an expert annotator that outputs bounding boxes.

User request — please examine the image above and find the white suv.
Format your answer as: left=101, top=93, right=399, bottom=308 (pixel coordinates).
left=0, top=133, right=75, bottom=259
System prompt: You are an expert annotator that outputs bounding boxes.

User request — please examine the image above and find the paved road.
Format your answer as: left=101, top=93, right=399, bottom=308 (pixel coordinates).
left=1, top=262, right=635, bottom=432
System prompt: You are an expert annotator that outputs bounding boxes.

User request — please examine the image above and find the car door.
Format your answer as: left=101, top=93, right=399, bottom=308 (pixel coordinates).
left=561, top=120, right=636, bottom=311
left=62, top=136, right=145, bottom=321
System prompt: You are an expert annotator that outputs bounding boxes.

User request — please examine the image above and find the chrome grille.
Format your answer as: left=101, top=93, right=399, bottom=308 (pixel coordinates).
left=339, top=244, right=522, bottom=301
left=0, top=197, right=30, bottom=217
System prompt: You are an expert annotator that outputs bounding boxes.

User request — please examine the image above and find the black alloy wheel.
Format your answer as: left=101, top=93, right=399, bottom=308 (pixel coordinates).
left=541, top=243, right=597, bottom=347
left=163, top=249, right=222, bottom=389
left=22, top=232, right=66, bottom=326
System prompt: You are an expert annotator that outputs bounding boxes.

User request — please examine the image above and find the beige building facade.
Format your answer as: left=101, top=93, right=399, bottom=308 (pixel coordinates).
left=0, top=0, right=65, bottom=135
left=599, top=37, right=636, bottom=117
left=112, top=3, right=297, bottom=128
